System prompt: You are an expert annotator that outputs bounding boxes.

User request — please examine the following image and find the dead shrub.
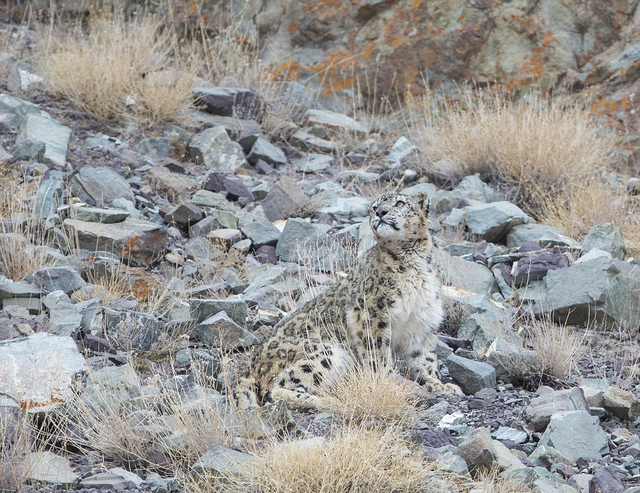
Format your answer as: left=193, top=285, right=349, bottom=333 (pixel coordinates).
left=37, top=13, right=195, bottom=124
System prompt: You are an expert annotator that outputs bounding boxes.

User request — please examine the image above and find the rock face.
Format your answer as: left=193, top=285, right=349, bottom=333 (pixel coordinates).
left=0, top=333, right=86, bottom=408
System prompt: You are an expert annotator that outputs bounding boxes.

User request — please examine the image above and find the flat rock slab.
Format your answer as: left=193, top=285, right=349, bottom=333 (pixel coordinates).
left=188, top=125, right=248, bottom=173
left=539, top=255, right=640, bottom=329
left=68, top=205, right=130, bottom=223
left=536, top=410, right=609, bottom=462
left=192, top=86, right=263, bottom=120
left=462, top=201, right=533, bottom=243
left=525, top=387, right=589, bottom=432
left=446, top=354, right=496, bottom=394
left=305, top=108, right=367, bottom=139
left=69, top=165, right=135, bottom=207
left=192, top=445, right=257, bottom=477
left=15, top=113, right=71, bottom=168
left=0, top=333, right=85, bottom=408
left=64, top=218, right=167, bottom=266
left=25, top=451, right=79, bottom=485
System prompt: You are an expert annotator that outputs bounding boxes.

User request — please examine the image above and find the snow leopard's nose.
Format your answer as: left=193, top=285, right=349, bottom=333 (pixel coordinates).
left=376, top=205, right=389, bottom=217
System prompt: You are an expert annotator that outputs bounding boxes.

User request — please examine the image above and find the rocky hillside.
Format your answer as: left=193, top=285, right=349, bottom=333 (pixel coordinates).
left=0, top=3, right=639, bottom=493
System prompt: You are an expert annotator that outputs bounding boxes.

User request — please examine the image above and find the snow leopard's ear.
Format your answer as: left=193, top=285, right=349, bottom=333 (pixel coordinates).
left=412, top=192, right=430, bottom=215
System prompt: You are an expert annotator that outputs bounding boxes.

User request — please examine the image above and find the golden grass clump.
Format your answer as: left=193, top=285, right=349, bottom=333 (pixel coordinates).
left=317, top=367, right=418, bottom=424
left=408, top=90, right=619, bottom=208
left=209, top=425, right=462, bottom=493
left=37, top=14, right=195, bottom=124
left=539, top=178, right=640, bottom=257
left=527, top=318, right=585, bottom=380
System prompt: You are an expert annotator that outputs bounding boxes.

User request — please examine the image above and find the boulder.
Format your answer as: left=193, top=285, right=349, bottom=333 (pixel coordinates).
left=0, top=333, right=86, bottom=409
left=525, top=387, right=589, bottom=432
left=193, top=311, right=259, bottom=350
left=305, top=108, right=367, bottom=139
left=261, top=177, right=309, bottom=221
left=28, top=266, right=85, bottom=295
left=247, top=137, right=286, bottom=166
left=506, top=223, right=579, bottom=249
left=24, top=451, right=79, bottom=486
left=536, top=410, right=609, bottom=462
left=275, top=218, right=349, bottom=272
left=241, top=221, right=281, bottom=248
left=462, top=201, right=533, bottom=243
left=188, top=125, right=248, bottom=172
left=192, top=446, right=257, bottom=477
left=64, top=218, right=168, bottom=266
left=192, top=86, right=263, bottom=120
left=434, top=249, right=497, bottom=296
left=189, top=298, right=248, bottom=327
left=602, top=386, right=640, bottom=421
left=446, top=354, right=496, bottom=394
left=512, top=253, right=570, bottom=287
left=69, top=165, right=135, bottom=207
left=15, top=114, right=71, bottom=168
left=539, top=255, right=640, bottom=329
left=435, top=174, right=502, bottom=213
left=68, top=205, right=129, bottom=224
left=582, top=222, right=625, bottom=260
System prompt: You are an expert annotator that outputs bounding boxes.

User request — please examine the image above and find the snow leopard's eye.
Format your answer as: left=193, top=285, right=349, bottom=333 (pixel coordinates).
left=395, top=200, right=406, bottom=207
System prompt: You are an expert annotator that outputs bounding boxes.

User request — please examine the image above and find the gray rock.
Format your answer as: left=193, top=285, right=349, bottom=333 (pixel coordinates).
left=104, top=310, right=163, bottom=352
left=582, top=222, right=626, bottom=260
left=335, top=169, right=381, bottom=183
left=67, top=205, right=129, bottom=224
left=276, top=218, right=349, bottom=271
left=446, top=354, right=496, bottom=394
left=512, top=254, right=570, bottom=287
left=247, top=137, right=286, bottom=166
left=207, top=208, right=238, bottom=229
left=64, top=218, right=168, bottom=266
left=457, top=313, right=522, bottom=356
left=305, top=108, right=367, bottom=139
left=402, top=182, right=438, bottom=202
left=319, top=196, right=370, bottom=220
left=0, top=144, right=11, bottom=164
left=80, top=472, right=130, bottom=490
left=435, top=451, right=470, bottom=477
left=462, top=201, right=533, bottom=243
left=434, top=249, right=497, bottom=296
left=8, top=67, right=43, bottom=92
left=292, top=153, right=335, bottom=173
left=15, top=114, right=71, bottom=168
left=189, top=298, right=248, bottom=327
left=192, top=86, right=263, bottom=120
left=588, top=467, right=625, bottom=493
left=29, top=266, right=85, bottom=295
left=164, top=203, right=205, bottom=229
left=536, top=410, right=609, bottom=462
left=189, top=216, right=220, bottom=238
left=0, top=333, right=85, bottom=408
left=194, top=311, right=259, bottom=350
left=261, top=177, right=309, bottom=221
left=0, top=281, right=43, bottom=314
left=455, top=427, right=497, bottom=473
left=11, top=137, right=45, bottom=161
left=602, top=386, right=640, bottom=421
left=192, top=446, right=257, bottom=477
left=289, top=129, right=336, bottom=153
left=207, top=228, right=243, bottom=247
left=539, top=255, right=640, bottom=329
left=69, top=165, right=135, bottom=207
left=241, top=221, right=281, bottom=248
left=387, top=136, right=418, bottom=162
left=24, top=451, right=79, bottom=485
left=188, top=125, right=248, bottom=172
left=0, top=93, right=45, bottom=131
left=43, top=290, right=83, bottom=336
left=506, top=223, right=579, bottom=249
left=525, top=387, right=589, bottom=432
left=435, top=174, right=502, bottom=213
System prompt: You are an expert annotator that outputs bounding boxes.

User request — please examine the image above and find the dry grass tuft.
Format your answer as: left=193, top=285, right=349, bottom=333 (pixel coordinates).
left=37, top=13, right=195, bottom=124
left=539, top=178, right=640, bottom=257
left=203, top=425, right=462, bottom=493
left=407, top=90, right=619, bottom=209
left=63, top=367, right=233, bottom=471
left=527, top=318, right=585, bottom=380
left=496, top=316, right=584, bottom=383
left=318, top=367, right=418, bottom=424
left=0, top=171, right=50, bottom=280
left=0, top=407, right=34, bottom=493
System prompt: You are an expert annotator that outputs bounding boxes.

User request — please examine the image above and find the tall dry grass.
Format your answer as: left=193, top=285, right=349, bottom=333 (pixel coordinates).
left=408, top=90, right=618, bottom=194
left=37, top=13, right=196, bottom=124
left=193, top=425, right=462, bottom=493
